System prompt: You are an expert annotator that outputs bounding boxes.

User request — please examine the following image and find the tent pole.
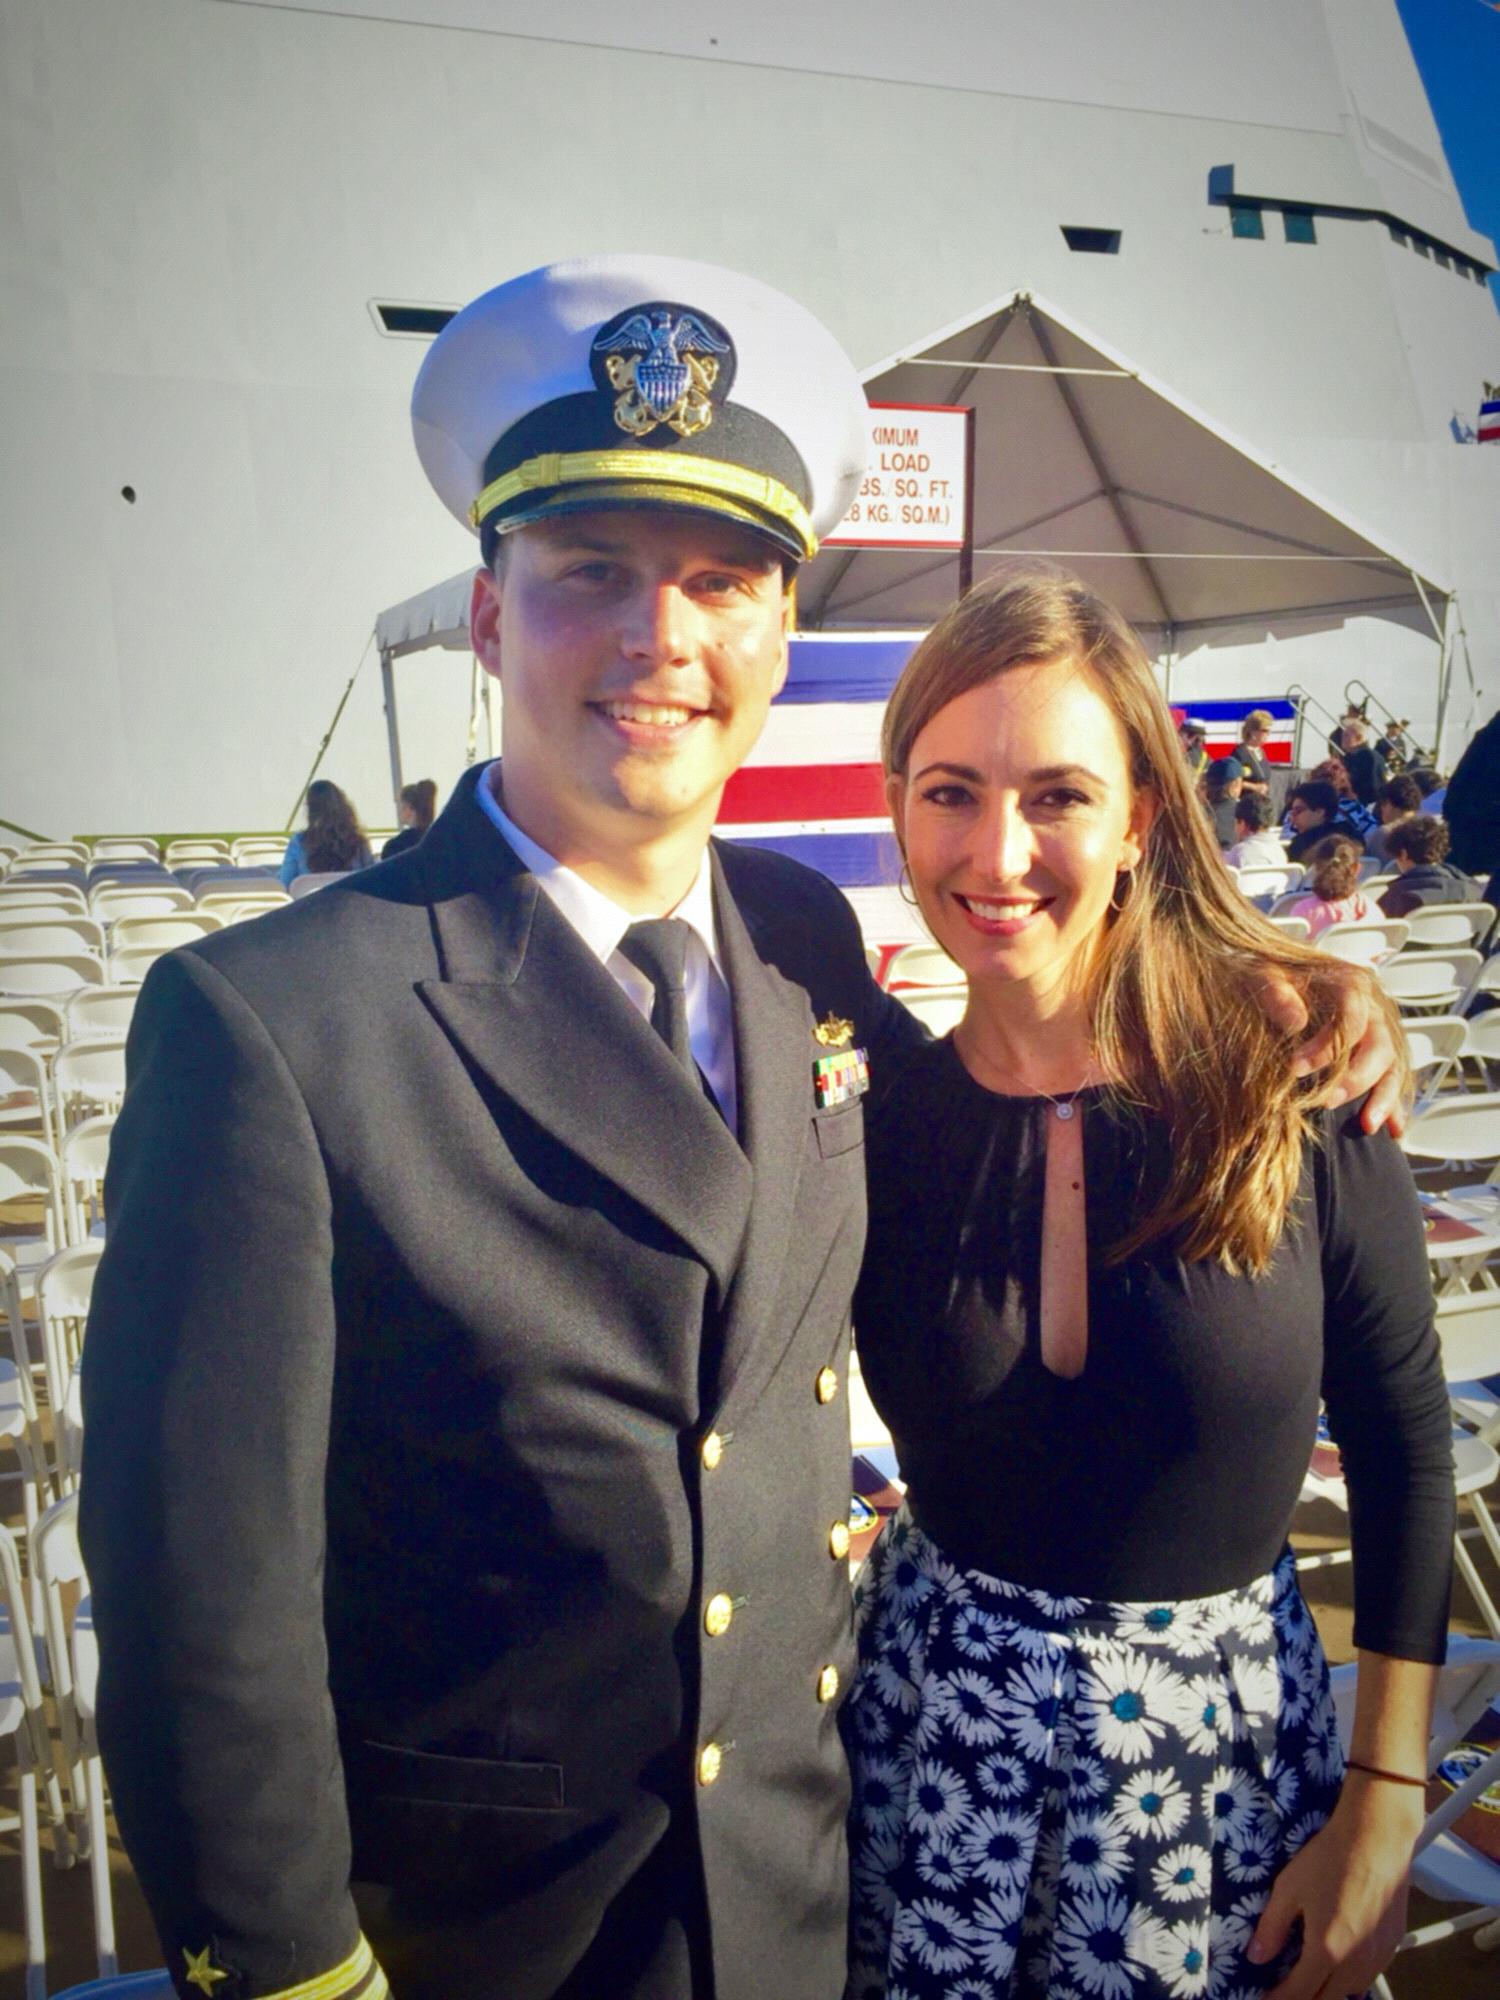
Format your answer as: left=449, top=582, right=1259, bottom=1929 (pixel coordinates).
left=381, top=649, right=405, bottom=812
left=1433, top=596, right=1455, bottom=766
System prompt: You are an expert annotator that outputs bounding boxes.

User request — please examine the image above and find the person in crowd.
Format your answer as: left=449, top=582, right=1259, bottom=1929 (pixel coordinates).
left=80, top=259, right=1401, bottom=2000
left=1225, top=791, right=1287, bottom=870
left=1415, top=770, right=1448, bottom=816
left=1378, top=815, right=1482, bottom=919
left=1377, top=718, right=1412, bottom=770
left=847, top=567, right=1451, bottom=2000
left=1328, top=707, right=1363, bottom=758
left=1284, top=779, right=1341, bottom=863
left=1222, top=707, right=1274, bottom=794
left=1338, top=716, right=1386, bottom=806
left=1202, top=756, right=1243, bottom=848
left=279, top=778, right=375, bottom=886
left=1283, top=834, right=1375, bottom=937
left=1179, top=718, right=1208, bottom=782
left=1441, top=708, right=1500, bottom=906
left=381, top=777, right=438, bottom=859
left=1308, top=756, right=1378, bottom=841
left=1366, top=774, right=1424, bottom=861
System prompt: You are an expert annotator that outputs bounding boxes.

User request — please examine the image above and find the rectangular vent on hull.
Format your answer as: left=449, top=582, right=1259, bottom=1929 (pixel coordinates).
left=1061, top=227, right=1121, bottom=255
left=371, top=302, right=458, bottom=338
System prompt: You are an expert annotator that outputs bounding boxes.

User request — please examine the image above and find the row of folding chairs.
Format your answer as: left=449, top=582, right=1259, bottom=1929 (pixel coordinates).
left=0, top=877, right=288, bottom=922
left=0, top=835, right=288, bottom=871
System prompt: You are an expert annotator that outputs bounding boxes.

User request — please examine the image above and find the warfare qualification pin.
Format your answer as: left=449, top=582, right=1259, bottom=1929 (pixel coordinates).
left=813, top=1014, right=854, bottom=1049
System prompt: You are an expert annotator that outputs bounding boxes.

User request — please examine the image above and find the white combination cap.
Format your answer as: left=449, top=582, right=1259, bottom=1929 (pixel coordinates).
left=411, top=254, right=868, bottom=563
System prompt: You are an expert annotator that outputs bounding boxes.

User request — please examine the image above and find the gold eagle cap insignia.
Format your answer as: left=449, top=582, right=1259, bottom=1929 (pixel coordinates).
left=814, top=1015, right=855, bottom=1048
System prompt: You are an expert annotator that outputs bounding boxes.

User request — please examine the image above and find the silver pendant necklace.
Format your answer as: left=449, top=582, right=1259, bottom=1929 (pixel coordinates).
left=961, top=1041, right=1098, bottom=1120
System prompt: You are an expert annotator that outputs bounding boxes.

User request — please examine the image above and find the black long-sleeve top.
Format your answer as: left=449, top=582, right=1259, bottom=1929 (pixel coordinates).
left=855, top=1039, right=1456, bottom=1662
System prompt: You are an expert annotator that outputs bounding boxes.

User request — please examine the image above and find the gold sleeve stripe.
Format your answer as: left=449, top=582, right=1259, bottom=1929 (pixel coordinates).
left=255, top=1934, right=387, bottom=2000
left=468, top=448, right=818, bottom=558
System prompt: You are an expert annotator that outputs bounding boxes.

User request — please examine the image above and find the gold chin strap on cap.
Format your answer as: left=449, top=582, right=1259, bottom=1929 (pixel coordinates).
left=469, top=448, right=818, bottom=560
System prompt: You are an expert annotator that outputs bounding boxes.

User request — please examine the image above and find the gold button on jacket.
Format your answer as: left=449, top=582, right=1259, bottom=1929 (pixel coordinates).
left=816, top=1664, right=840, bottom=1704
left=700, top=1430, right=724, bottom=1471
left=814, top=1366, right=838, bottom=1404
left=704, top=1592, right=734, bottom=1637
left=828, top=1519, right=851, bottom=1560
left=697, top=1742, right=723, bottom=1787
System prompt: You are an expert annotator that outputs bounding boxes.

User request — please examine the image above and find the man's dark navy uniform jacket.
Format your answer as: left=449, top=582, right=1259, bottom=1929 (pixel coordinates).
left=80, top=764, right=921, bottom=2000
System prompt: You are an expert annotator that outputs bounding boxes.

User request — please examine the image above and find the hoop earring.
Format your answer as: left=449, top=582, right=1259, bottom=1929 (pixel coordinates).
left=897, top=860, right=920, bottom=910
left=1109, top=869, right=1134, bottom=914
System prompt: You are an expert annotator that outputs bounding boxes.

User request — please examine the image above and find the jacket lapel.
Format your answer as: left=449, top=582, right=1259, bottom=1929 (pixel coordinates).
left=709, top=845, right=824, bottom=1418
left=413, top=770, right=753, bottom=1297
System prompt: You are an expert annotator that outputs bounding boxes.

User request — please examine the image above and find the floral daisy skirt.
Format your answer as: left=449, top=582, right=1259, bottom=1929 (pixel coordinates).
left=844, top=1507, right=1345, bottom=2000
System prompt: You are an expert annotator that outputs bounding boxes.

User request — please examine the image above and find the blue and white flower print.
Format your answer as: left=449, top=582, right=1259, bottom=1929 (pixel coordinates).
left=845, top=1510, right=1344, bottom=1999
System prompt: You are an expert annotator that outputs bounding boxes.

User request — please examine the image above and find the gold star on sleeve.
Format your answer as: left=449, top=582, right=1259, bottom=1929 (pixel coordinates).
left=184, top=1944, right=230, bottom=1994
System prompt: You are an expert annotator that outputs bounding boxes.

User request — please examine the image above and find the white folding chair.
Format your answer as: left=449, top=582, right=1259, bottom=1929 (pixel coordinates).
left=108, top=911, right=221, bottom=966
left=897, top=984, right=968, bottom=1035
left=1402, top=1095, right=1500, bottom=1294
left=34, top=1493, right=118, bottom=1980
left=1402, top=902, right=1498, bottom=952
left=0, top=1047, right=53, bottom=1146
left=0, top=955, right=107, bottom=998
left=1237, top=865, right=1300, bottom=900
left=35, top=1244, right=101, bottom=1491
left=109, top=944, right=178, bottom=986
left=0, top=1522, right=69, bottom=1998
left=88, top=886, right=192, bottom=922
left=1266, top=915, right=1311, bottom=940
left=197, top=886, right=289, bottom=919
left=1462, top=1012, right=1500, bottom=1092
left=60, top=1116, right=113, bottom=1246
left=1317, top=918, right=1410, bottom=964
left=163, top=838, right=231, bottom=865
left=1403, top=1016, right=1469, bottom=1105
left=1433, top=1294, right=1500, bottom=1637
left=64, top=987, right=136, bottom=1045
left=0, top=884, right=90, bottom=916
left=288, top=870, right=351, bottom=898
left=1466, top=957, right=1500, bottom=1012
left=1355, top=855, right=1385, bottom=883
left=885, top=941, right=965, bottom=989
left=1, top=1247, right=62, bottom=1547
left=17, top=843, right=88, bottom=867
left=0, top=1001, right=65, bottom=1054
left=88, top=838, right=160, bottom=863
left=1401, top=1093, right=1500, bottom=1172
left=1330, top=1638, right=1500, bottom=1994
left=0, top=917, right=106, bottom=961
left=230, top=837, right=288, bottom=865
left=52, top=1039, right=127, bottom=1138
left=1377, top=948, right=1484, bottom=1016
left=0, top=1137, right=66, bottom=1300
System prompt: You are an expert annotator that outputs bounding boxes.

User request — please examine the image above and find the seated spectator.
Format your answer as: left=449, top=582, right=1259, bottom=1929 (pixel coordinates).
left=1225, top=793, right=1286, bottom=871
left=1284, top=780, right=1342, bottom=863
left=280, top=778, right=374, bottom=887
left=1377, top=717, right=1412, bottom=768
left=1365, top=774, right=1424, bottom=861
left=1337, top=717, right=1386, bottom=805
left=1202, top=758, right=1243, bottom=847
left=381, top=778, right=438, bottom=860
left=1222, top=709, right=1274, bottom=794
left=1378, top=816, right=1481, bottom=919
left=1282, top=836, right=1373, bottom=937
left=1308, top=756, right=1377, bottom=840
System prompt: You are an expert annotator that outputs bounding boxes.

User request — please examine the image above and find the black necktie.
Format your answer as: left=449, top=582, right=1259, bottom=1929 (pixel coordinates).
left=619, top=918, right=696, bottom=1077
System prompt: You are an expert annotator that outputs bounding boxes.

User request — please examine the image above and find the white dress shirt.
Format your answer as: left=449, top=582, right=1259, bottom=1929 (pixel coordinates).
left=477, top=763, right=738, bottom=1130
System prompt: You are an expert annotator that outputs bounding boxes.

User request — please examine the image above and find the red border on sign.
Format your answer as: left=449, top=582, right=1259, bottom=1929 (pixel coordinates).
left=823, top=402, right=969, bottom=551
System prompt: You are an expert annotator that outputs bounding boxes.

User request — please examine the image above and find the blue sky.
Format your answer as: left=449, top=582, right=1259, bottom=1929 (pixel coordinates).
left=1394, top=0, right=1500, bottom=311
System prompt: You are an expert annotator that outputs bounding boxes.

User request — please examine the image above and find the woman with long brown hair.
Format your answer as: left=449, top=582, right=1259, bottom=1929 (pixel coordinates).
left=280, top=778, right=374, bottom=886
left=846, top=568, right=1453, bottom=2000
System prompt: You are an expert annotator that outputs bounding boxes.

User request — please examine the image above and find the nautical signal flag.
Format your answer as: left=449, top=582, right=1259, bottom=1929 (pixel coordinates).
left=1479, top=398, right=1500, bottom=444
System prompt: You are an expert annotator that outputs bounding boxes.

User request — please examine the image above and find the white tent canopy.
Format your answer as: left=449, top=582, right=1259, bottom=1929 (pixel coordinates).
left=799, top=288, right=1453, bottom=652
left=376, top=570, right=478, bottom=658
